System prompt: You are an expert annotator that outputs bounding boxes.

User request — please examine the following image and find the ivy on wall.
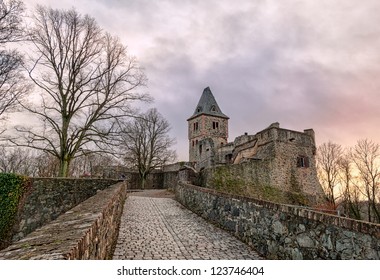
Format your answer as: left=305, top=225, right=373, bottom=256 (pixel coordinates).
left=0, top=173, right=31, bottom=249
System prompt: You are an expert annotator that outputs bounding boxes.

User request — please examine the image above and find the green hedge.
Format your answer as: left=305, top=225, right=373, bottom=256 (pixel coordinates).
left=0, top=173, right=31, bottom=249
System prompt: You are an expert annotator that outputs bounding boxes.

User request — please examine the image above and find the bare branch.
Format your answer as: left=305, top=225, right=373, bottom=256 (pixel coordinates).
left=119, top=108, right=177, bottom=188
left=350, top=139, right=380, bottom=223
left=317, top=141, right=343, bottom=207
left=0, top=1, right=29, bottom=120
left=0, top=0, right=25, bottom=43
left=10, top=6, right=148, bottom=176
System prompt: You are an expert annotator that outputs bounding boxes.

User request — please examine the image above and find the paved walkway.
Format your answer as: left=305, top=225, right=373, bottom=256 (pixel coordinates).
left=113, top=190, right=263, bottom=260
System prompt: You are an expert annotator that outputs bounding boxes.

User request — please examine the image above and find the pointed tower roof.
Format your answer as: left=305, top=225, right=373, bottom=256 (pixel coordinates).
left=187, top=87, right=229, bottom=121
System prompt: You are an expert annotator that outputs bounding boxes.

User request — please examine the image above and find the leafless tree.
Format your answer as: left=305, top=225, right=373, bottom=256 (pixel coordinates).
left=350, top=139, right=380, bottom=223
left=9, top=6, right=148, bottom=177
left=0, top=0, right=28, bottom=122
left=338, top=150, right=361, bottom=219
left=32, top=151, right=59, bottom=177
left=317, top=141, right=343, bottom=207
left=0, top=146, right=31, bottom=174
left=120, top=108, right=176, bottom=189
left=0, top=0, right=24, bottom=42
left=0, top=146, right=58, bottom=176
left=70, top=152, right=115, bottom=177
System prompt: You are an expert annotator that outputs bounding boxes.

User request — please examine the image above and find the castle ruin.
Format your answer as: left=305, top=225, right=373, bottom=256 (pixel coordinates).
left=188, top=87, right=324, bottom=204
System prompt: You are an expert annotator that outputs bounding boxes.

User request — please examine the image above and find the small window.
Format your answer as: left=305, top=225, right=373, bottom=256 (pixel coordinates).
left=225, top=154, right=233, bottom=162
left=211, top=105, right=217, bottom=112
left=192, top=140, right=195, bottom=147
left=199, top=144, right=203, bottom=155
left=197, top=106, right=202, bottom=113
left=193, top=122, right=199, bottom=131
left=297, top=156, right=309, bottom=168
left=212, top=121, right=219, bottom=129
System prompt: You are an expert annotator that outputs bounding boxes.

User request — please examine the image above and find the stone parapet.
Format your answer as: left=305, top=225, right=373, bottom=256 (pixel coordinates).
left=12, top=178, right=121, bottom=242
left=0, top=182, right=127, bottom=260
left=175, top=182, right=380, bottom=259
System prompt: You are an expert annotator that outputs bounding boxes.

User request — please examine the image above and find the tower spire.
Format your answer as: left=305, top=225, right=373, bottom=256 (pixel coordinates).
left=187, top=87, right=229, bottom=121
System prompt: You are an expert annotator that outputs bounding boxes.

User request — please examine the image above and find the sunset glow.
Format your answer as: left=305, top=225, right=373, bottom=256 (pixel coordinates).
left=21, top=0, right=380, bottom=160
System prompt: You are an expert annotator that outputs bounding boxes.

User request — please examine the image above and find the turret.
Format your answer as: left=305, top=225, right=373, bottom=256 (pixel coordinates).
left=187, top=87, right=229, bottom=165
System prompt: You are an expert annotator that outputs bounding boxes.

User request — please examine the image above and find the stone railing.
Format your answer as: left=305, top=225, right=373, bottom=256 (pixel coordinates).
left=175, top=182, right=380, bottom=260
left=0, top=181, right=127, bottom=260
left=12, top=178, right=121, bottom=242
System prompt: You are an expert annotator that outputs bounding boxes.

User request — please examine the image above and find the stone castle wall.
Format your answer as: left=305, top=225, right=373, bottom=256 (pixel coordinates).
left=201, top=149, right=323, bottom=205
left=175, top=182, right=380, bottom=260
left=201, top=124, right=324, bottom=205
left=272, top=140, right=321, bottom=199
left=0, top=182, right=126, bottom=260
left=11, top=178, right=121, bottom=242
left=187, top=120, right=324, bottom=205
left=94, top=166, right=174, bottom=189
left=96, top=165, right=191, bottom=190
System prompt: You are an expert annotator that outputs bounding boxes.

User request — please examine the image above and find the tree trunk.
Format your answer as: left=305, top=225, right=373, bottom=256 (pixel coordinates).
left=372, top=201, right=380, bottom=223
left=59, top=157, right=70, bottom=177
left=367, top=202, right=372, bottom=223
left=139, top=169, right=148, bottom=190
left=141, top=177, right=146, bottom=190
left=348, top=202, right=361, bottom=220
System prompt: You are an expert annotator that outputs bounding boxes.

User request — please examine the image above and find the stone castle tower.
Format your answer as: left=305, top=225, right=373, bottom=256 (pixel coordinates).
left=187, top=87, right=229, bottom=168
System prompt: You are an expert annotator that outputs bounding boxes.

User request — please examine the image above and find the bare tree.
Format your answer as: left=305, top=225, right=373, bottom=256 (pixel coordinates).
left=0, top=146, right=31, bottom=174
left=338, top=150, right=361, bottom=219
left=350, top=139, right=380, bottom=223
left=0, top=0, right=28, bottom=121
left=31, top=151, right=59, bottom=177
left=0, top=0, right=24, bottom=43
left=70, top=152, right=115, bottom=177
left=9, top=6, right=148, bottom=177
left=317, top=141, right=343, bottom=207
left=0, top=146, right=58, bottom=176
left=120, top=108, right=176, bottom=189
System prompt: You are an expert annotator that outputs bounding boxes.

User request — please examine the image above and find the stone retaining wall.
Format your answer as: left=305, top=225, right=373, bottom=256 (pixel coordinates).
left=0, top=181, right=127, bottom=260
left=12, top=178, right=121, bottom=242
left=175, top=182, right=380, bottom=259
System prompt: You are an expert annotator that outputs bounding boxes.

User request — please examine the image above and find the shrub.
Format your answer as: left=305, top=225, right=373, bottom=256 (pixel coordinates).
left=0, top=173, right=31, bottom=249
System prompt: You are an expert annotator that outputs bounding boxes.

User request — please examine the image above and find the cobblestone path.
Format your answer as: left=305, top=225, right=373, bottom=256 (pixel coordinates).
left=113, top=191, right=263, bottom=260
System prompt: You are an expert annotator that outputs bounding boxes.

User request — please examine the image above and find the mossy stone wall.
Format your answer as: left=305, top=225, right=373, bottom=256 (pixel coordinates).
left=0, top=173, right=31, bottom=249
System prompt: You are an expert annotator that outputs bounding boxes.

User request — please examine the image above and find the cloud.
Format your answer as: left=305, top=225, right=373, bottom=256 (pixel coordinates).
left=22, top=0, right=380, bottom=160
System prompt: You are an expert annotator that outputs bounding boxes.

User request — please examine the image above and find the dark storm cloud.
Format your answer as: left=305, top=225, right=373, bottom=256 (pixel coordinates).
left=25, top=0, right=380, bottom=159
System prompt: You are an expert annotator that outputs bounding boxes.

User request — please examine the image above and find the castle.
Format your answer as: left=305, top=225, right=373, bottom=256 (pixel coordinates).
left=188, top=87, right=324, bottom=204
left=94, top=86, right=324, bottom=204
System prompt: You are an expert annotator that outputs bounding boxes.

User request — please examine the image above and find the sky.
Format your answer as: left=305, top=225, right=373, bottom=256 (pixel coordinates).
left=22, top=0, right=380, bottom=161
